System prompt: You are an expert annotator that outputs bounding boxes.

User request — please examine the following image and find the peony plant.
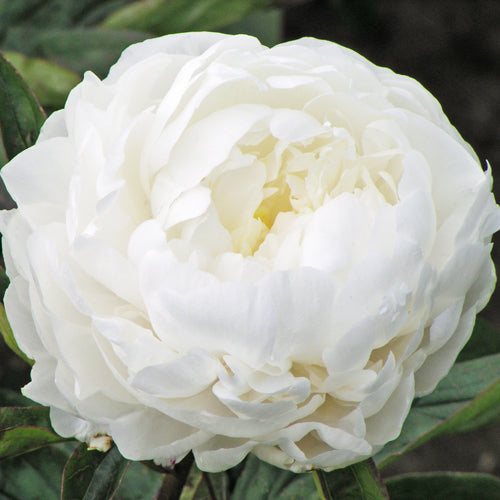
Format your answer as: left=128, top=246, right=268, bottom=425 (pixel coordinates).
left=0, top=31, right=499, bottom=500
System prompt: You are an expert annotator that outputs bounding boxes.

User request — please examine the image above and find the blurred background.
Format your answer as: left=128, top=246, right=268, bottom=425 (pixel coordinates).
left=0, top=0, right=498, bottom=481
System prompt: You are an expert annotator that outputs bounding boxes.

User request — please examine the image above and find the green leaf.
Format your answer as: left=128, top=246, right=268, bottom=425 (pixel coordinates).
left=0, top=0, right=135, bottom=31
left=112, top=460, right=162, bottom=500
left=347, top=460, right=388, bottom=500
left=230, top=455, right=317, bottom=500
left=231, top=456, right=390, bottom=500
left=383, top=472, right=500, bottom=500
left=61, top=443, right=129, bottom=500
left=3, top=50, right=80, bottom=108
left=0, top=405, right=71, bottom=459
left=0, top=444, right=72, bottom=500
left=100, top=0, right=271, bottom=35
left=61, top=443, right=108, bottom=500
left=0, top=303, right=33, bottom=365
left=0, top=266, right=9, bottom=300
left=375, top=353, right=500, bottom=467
left=3, top=28, right=150, bottom=78
left=0, top=50, right=45, bottom=160
left=180, top=464, right=229, bottom=500
left=457, top=317, right=500, bottom=362
left=313, top=460, right=389, bottom=500
left=0, top=135, right=6, bottom=168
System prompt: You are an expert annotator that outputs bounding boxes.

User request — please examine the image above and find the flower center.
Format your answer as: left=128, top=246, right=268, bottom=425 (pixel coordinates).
left=208, top=126, right=403, bottom=258
left=253, top=166, right=293, bottom=230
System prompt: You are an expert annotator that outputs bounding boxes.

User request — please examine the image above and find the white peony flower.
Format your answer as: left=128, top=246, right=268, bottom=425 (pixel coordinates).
left=1, top=32, right=499, bottom=473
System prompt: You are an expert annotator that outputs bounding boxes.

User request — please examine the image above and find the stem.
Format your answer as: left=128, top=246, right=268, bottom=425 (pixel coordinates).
left=312, top=470, right=334, bottom=500
left=155, top=453, right=194, bottom=500
left=349, top=458, right=389, bottom=500
left=202, top=471, right=219, bottom=500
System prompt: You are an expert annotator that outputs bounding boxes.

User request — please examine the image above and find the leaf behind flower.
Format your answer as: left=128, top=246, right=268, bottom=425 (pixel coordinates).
left=0, top=51, right=45, bottom=160
left=2, top=51, right=81, bottom=109
left=375, top=353, right=500, bottom=467
left=61, top=443, right=129, bottom=500
left=3, top=28, right=150, bottom=79
left=0, top=304, right=33, bottom=365
left=100, top=0, right=271, bottom=35
left=230, top=455, right=317, bottom=500
left=0, top=405, right=71, bottom=459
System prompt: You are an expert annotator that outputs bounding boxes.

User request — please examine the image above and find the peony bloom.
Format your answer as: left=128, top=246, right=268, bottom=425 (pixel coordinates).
left=1, top=33, right=499, bottom=473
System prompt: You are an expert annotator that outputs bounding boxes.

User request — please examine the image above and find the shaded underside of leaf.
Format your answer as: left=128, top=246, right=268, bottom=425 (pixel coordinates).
left=0, top=50, right=45, bottom=160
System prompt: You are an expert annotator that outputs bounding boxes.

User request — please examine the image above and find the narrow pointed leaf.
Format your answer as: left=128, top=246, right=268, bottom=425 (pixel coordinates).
left=0, top=0, right=133, bottom=30
left=3, top=28, right=150, bottom=78
left=0, top=405, right=70, bottom=459
left=2, top=51, right=80, bottom=108
left=376, top=353, right=500, bottom=467
left=0, top=51, right=45, bottom=160
left=383, top=472, right=500, bottom=500
left=61, top=443, right=128, bottom=500
left=0, top=303, right=33, bottom=365
left=100, top=0, right=271, bottom=35
left=0, top=266, right=9, bottom=300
